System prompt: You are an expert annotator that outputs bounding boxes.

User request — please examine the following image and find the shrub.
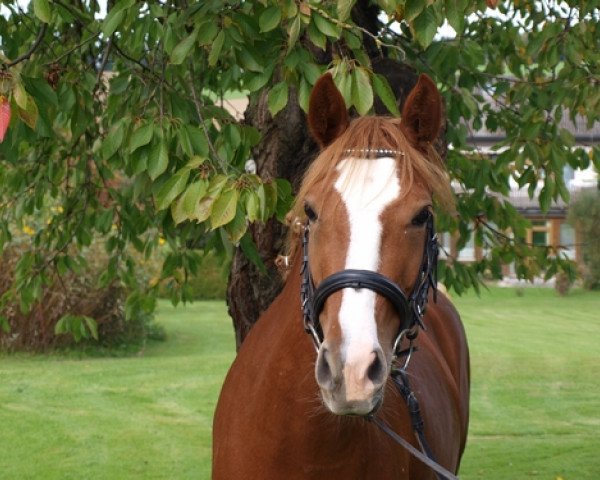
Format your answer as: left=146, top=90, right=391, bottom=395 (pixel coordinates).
left=554, top=271, right=573, bottom=296
left=137, top=248, right=228, bottom=301
left=182, top=253, right=229, bottom=300
left=568, top=189, right=600, bottom=290
left=0, top=241, right=158, bottom=352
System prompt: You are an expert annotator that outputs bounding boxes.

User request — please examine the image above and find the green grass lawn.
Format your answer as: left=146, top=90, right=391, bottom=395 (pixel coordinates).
left=0, top=301, right=234, bottom=480
left=456, top=287, right=600, bottom=479
left=0, top=287, right=598, bottom=479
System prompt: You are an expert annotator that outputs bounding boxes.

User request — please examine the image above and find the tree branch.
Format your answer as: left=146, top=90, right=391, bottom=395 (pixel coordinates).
left=4, top=23, right=48, bottom=68
left=47, top=31, right=101, bottom=65
left=95, top=38, right=113, bottom=89
left=187, top=69, right=229, bottom=173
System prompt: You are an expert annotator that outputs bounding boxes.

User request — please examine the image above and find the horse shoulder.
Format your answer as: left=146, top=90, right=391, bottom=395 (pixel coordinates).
left=213, top=281, right=319, bottom=477
left=422, top=292, right=470, bottom=452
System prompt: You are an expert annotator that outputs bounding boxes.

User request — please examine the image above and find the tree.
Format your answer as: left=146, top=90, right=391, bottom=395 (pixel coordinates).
left=0, top=0, right=598, bottom=345
left=568, top=189, right=600, bottom=290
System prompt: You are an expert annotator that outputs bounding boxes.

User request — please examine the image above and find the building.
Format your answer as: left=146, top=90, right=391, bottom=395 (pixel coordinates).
left=440, top=114, right=598, bottom=273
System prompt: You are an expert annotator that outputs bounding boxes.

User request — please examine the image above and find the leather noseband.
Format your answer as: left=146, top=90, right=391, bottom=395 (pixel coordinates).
left=301, top=214, right=438, bottom=353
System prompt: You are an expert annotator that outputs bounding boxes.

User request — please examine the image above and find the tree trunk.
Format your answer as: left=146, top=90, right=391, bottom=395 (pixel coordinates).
left=226, top=87, right=318, bottom=350
left=226, top=4, right=447, bottom=350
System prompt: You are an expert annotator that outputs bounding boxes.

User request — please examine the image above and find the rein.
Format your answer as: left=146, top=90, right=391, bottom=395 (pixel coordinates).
left=299, top=204, right=459, bottom=479
left=373, top=366, right=459, bottom=480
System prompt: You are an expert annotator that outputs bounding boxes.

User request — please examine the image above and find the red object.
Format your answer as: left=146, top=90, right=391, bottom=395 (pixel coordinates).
left=0, top=96, right=10, bottom=143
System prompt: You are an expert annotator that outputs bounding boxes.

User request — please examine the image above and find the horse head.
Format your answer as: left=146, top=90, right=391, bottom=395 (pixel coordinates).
left=296, top=72, right=452, bottom=417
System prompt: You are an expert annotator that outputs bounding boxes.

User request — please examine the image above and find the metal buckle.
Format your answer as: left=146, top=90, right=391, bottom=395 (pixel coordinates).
left=392, top=324, right=419, bottom=363
left=304, top=321, right=322, bottom=352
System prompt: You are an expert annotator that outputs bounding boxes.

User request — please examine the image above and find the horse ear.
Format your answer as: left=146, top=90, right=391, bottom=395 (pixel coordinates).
left=400, top=74, right=442, bottom=149
left=308, top=73, right=350, bottom=148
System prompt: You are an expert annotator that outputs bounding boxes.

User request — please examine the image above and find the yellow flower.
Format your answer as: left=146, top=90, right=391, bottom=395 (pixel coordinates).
left=158, top=237, right=166, bottom=246
left=22, top=225, right=35, bottom=236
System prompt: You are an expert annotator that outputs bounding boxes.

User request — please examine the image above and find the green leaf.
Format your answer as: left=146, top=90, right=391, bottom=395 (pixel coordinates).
left=26, top=77, right=58, bottom=107
left=83, top=316, right=99, bottom=340
left=181, top=180, right=208, bottom=217
left=245, top=65, right=275, bottom=92
left=287, top=16, right=301, bottom=53
left=240, top=233, right=267, bottom=274
left=193, top=175, right=228, bottom=222
left=224, top=206, right=247, bottom=244
left=102, top=121, right=126, bottom=160
left=155, top=168, right=190, bottom=211
left=208, top=30, right=225, bottom=67
left=102, top=8, right=125, bottom=37
left=245, top=191, right=260, bottom=222
left=238, top=48, right=263, bottom=73
left=148, top=141, right=169, bottom=180
left=177, top=125, right=194, bottom=157
left=351, top=67, right=373, bottom=115
left=334, top=70, right=352, bottom=107
left=16, top=93, right=39, bottom=130
left=13, top=83, right=28, bottom=110
left=55, top=315, right=98, bottom=342
left=259, top=6, right=281, bottom=33
left=171, top=196, right=188, bottom=225
left=313, top=12, right=340, bottom=38
left=445, top=0, right=467, bottom=34
left=539, top=185, right=551, bottom=213
left=267, top=82, right=289, bottom=117
left=33, top=0, right=51, bottom=23
left=373, top=73, right=400, bottom=116
left=307, top=21, right=327, bottom=51
left=198, top=20, right=218, bottom=45
left=129, top=123, right=153, bottom=153
left=194, top=196, right=216, bottom=223
left=171, top=28, right=198, bottom=65
left=412, top=6, right=438, bottom=48
left=257, top=183, right=267, bottom=220
left=404, top=0, right=427, bottom=21
left=210, top=188, right=239, bottom=229
left=337, top=0, right=356, bottom=22
left=263, top=181, right=278, bottom=218
left=208, top=174, right=229, bottom=196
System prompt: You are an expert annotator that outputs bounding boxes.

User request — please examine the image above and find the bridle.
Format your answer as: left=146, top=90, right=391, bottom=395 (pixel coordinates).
left=297, top=157, right=459, bottom=479
left=300, top=210, right=439, bottom=355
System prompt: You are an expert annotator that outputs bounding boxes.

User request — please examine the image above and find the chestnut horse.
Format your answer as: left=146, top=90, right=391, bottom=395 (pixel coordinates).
left=213, top=73, right=469, bottom=479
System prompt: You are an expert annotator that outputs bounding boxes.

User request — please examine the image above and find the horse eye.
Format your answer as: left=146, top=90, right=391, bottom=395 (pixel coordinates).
left=304, top=203, right=318, bottom=222
left=411, top=209, right=431, bottom=226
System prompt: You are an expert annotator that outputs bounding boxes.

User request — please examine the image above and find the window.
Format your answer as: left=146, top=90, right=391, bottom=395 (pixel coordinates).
left=528, top=220, right=551, bottom=247
left=457, top=232, right=475, bottom=261
left=559, top=223, right=576, bottom=260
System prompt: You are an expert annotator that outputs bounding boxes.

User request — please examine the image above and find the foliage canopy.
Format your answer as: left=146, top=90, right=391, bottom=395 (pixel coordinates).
left=0, top=0, right=598, bottom=336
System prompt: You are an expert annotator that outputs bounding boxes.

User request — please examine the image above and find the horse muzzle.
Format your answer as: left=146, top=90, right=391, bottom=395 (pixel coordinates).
left=315, top=344, right=388, bottom=416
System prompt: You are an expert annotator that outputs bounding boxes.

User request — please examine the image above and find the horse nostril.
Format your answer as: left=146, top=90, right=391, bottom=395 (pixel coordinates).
left=316, top=348, right=333, bottom=387
left=366, top=350, right=385, bottom=385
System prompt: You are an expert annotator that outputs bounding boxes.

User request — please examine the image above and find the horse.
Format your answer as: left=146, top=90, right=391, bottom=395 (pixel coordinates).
left=212, top=72, right=470, bottom=479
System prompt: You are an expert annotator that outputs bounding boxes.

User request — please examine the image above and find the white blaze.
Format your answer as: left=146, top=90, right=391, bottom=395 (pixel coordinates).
left=334, top=157, right=400, bottom=361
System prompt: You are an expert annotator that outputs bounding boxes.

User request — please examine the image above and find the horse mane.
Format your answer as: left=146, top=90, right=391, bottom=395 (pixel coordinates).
left=283, top=115, right=455, bottom=260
